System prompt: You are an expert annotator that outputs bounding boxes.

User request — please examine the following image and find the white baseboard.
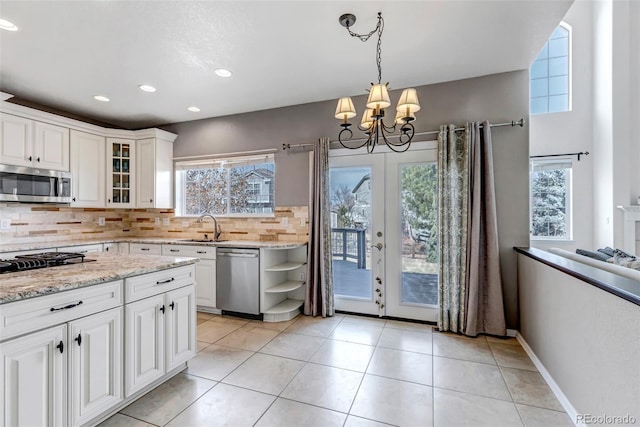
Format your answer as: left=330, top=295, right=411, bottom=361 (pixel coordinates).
left=516, top=332, right=582, bottom=426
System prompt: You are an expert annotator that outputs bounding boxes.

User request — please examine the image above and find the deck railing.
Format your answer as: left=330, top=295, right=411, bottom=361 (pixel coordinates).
left=331, top=228, right=366, bottom=269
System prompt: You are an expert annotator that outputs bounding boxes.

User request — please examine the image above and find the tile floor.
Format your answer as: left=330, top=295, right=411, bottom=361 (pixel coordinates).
left=99, top=313, right=573, bottom=427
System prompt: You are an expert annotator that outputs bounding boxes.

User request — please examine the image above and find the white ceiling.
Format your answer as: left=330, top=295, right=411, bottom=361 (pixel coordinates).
left=0, top=1, right=572, bottom=129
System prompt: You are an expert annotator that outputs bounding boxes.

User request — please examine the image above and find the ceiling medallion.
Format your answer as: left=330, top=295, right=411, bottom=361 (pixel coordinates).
left=334, top=12, right=420, bottom=153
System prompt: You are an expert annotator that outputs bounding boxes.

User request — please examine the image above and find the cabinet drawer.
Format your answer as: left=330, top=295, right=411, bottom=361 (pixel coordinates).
left=57, top=243, right=103, bottom=253
left=125, top=265, right=195, bottom=303
left=0, top=280, right=122, bottom=341
left=129, top=243, right=162, bottom=255
left=161, top=244, right=216, bottom=260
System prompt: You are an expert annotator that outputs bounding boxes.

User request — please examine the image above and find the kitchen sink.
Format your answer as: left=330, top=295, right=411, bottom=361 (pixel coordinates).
left=179, top=239, right=228, bottom=243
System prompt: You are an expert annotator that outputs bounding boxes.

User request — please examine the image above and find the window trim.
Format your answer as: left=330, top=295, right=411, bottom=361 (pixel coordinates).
left=529, top=157, right=573, bottom=241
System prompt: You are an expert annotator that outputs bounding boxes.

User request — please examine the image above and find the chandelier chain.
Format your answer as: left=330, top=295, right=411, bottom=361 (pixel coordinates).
left=376, top=15, right=383, bottom=84
left=345, top=14, right=381, bottom=42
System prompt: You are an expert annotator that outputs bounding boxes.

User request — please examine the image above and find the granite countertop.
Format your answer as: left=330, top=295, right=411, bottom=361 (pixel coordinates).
left=0, top=252, right=198, bottom=304
left=0, top=238, right=306, bottom=253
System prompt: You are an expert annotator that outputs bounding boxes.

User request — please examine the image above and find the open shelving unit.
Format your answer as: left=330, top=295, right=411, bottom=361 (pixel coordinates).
left=260, top=244, right=307, bottom=322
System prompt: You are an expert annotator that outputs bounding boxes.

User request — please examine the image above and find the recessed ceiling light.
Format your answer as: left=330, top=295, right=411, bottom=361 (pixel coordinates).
left=138, top=84, right=156, bottom=93
left=93, top=95, right=110, bottom=102
left=214, top=68, right=233, bottom=78
left=0, top=19, right=18, bottom=31
left=187, top=106, right=200, bottom=112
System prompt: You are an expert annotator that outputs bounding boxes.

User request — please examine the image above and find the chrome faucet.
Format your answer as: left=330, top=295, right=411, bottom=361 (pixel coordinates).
left=197, top=213, right=222, bottom=241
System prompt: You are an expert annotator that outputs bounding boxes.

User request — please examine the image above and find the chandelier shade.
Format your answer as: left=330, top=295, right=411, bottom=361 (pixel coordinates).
left=397, top=88, right=421, bottom=114
left=366, top=83, right=391, bottom=109
left=360, top=108, right=375, bottom=129
left=334, top=12, right=420, bottom=153
left=334, top=97, right=357, bottom=121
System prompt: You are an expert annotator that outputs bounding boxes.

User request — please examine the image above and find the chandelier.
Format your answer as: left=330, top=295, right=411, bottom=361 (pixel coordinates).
left=334, top=12, right=420, bottom=153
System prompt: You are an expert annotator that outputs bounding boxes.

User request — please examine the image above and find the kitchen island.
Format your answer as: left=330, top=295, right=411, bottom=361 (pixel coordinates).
left=0, top=252, right=198, bottom=427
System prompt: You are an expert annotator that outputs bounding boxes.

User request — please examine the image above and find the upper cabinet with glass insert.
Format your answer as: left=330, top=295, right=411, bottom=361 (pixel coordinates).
left=106, top=138, right=135, bottom=207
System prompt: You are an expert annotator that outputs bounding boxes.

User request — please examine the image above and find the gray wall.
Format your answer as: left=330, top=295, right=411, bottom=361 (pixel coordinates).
left=165, top=70, right=530, bottom=329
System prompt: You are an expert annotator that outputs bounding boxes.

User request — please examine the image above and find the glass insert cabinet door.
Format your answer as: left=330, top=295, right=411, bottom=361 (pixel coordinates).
left=106, top=138, right=135, bottom=208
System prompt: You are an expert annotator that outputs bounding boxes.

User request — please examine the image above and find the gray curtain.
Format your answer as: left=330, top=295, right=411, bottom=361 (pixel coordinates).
left=437, top=122, right=507, bottom=337
left=304, top=137, right=334, bottom=317
left=437, top=125, right=469, bottom=333
left=465, top=121, right=506, bottom=336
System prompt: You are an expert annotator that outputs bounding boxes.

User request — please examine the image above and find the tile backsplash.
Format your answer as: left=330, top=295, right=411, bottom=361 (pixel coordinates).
left=0, top=204, right=308, bottom=246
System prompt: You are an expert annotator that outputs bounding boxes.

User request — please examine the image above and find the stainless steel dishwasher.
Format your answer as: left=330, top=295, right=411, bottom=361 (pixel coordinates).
left=216, top=247, right=260, bottom=315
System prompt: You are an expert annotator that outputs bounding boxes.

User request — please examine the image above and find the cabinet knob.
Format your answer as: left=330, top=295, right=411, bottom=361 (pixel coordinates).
left=159, top=305, right=165, bottom=314
left=37, top=157, right=40, bottom=162
left=108, top=199, right=111, bottom=203
left=72, top=197, right=76, bottom=202
left=170, top=301, right=175, bottom=310
left=74, top=333, right=82, bottom=346
left=57, top=340, right=64, bottom=354
left=28, top=156, right=32, bottom=161
left=150, top=198, right=153, bottom=203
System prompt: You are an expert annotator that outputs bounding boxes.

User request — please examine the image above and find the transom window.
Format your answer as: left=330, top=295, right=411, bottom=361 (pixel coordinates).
left=175, top=153, right=275, bottom=216
left=530, top=159, right=573, bottom=240
left=530, top=23, right=571, bottom=114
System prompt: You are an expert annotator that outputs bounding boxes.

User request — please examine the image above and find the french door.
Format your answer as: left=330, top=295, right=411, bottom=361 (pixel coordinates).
left=330, top=142, right=439, bottom=322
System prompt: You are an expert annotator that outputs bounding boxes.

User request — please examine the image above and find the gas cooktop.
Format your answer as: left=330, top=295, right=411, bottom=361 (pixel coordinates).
left=0, top=252, right=96, bottom=274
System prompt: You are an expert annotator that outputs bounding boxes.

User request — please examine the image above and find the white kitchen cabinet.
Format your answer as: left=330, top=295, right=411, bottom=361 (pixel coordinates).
left=68, top=307, right=123, bottom=427
left=0, top=113, right=69, bottom=171
left=161, top=244, right=217, bottom=311
left=124, top=265, right=196, bottom=397
left=102, top=242, right=129, bottom=254
left=0, top=113, right=32, bottom=167
left=136, top=137, right=173, bottom=209
left=106, top=138, right=135, bottom=208
left=70, top=130, right=105, bottom=207
left=33, top=121, right=70, bottom=171
left=260, top=244, right=307, bottom=322
left=124, top=294, right=165, bottom=397
left=103, top=242, right=117, bottom=253
left=129, top=242, right=162, bottom=255
left=0, top=324, right=67, bottom=427
left=165, top=285, right=197, bottom=371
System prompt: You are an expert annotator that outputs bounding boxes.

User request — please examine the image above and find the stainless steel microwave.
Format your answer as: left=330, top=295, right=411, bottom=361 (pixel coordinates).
left=0, top=164, right=71, bottom=203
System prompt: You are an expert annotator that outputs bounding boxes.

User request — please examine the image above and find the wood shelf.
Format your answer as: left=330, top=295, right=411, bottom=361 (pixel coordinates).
left=264, top=261, right=305, bottom=272
left=263, top=299, right=304, bottom=315
left=265, top=281, right=305, bottom=294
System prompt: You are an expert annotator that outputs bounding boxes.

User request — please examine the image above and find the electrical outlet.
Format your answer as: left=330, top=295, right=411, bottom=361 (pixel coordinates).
left=163, top=218, right=170, bottom=226
left=155, top=217, right=161, bottom=225
left=182, top=221, right=190, bottom=228
left=0, top=218, right=11, bottom=230
left=98, top=217, right=105, bottom=226
left=299, top=271, right=306, bottom=281
left=281, top=217, right=288, bottom=227
left=300, top=218, right=306, bottom=226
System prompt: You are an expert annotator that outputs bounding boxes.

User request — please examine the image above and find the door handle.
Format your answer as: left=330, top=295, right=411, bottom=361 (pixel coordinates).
left=75, top=334, right=82, bottom=346
left=370, top=243, right=383, bottom=251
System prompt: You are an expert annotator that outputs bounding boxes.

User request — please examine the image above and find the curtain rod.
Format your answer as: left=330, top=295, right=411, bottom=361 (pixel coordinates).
left=282, top=118, right=525, bottom=150
left=530, top=151, right=589, bottom=161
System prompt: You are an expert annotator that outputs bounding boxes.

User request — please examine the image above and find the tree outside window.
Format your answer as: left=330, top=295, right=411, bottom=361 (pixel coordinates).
left=530, top=159, right=572, bottom=239
left=175, top=155, right=275, bottom=216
